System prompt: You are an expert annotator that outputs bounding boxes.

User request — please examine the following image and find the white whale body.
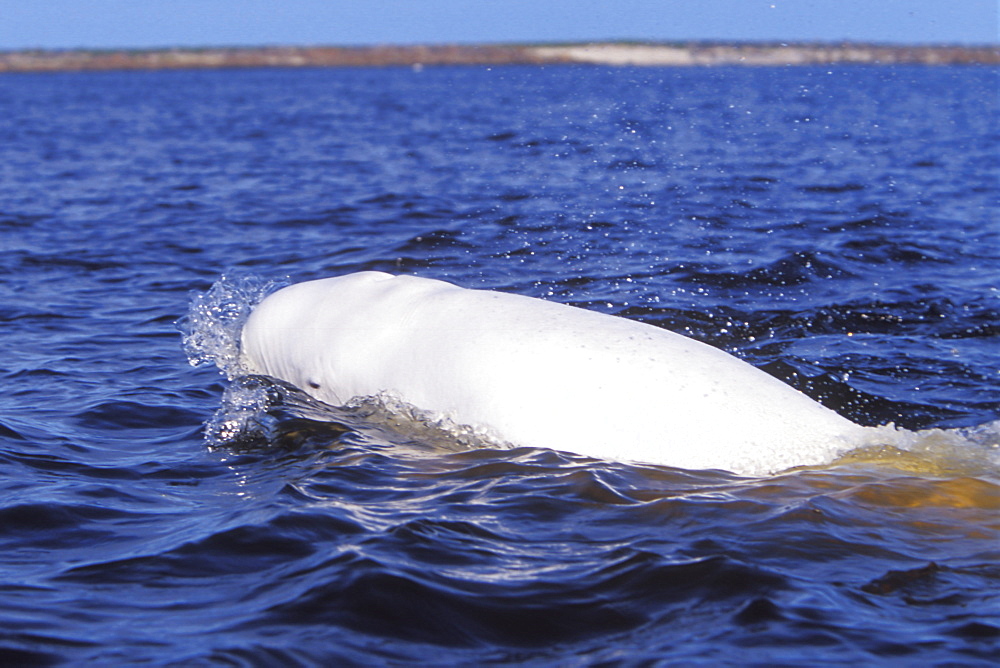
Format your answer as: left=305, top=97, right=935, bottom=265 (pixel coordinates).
left=239, top=271, right=883, bottom=476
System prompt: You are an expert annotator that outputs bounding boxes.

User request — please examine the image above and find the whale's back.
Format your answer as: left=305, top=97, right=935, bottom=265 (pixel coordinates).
left=241, top=272, right=873, bottom=475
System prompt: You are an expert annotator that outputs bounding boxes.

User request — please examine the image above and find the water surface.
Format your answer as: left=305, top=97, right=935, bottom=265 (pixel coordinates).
left=0, top=64, right=997, bottom=665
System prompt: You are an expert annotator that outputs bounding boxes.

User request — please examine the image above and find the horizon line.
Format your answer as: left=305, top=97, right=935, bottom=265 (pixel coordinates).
left=4, top=38, right=999, bottom=53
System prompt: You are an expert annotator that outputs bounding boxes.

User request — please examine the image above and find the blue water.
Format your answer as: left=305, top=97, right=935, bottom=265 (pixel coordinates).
left=1, top=64, right=998, bottom=665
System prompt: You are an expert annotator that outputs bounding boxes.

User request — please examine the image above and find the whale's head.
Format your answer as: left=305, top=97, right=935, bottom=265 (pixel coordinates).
left=239, top=271, right=408, bottom=405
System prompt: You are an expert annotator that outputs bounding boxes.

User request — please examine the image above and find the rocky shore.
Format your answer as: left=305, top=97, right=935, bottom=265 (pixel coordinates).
left=1, top=42, right=996, bottom=73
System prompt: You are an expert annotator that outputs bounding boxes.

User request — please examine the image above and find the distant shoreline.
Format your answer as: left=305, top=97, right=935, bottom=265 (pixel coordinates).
left=1, top=41, right=997, bottom=73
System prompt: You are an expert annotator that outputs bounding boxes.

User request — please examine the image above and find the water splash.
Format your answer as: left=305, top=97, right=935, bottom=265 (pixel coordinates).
left=202, top=375, right=284, bottom=448
left=179, top=272, right=288, bottom=379
left=180, top=273, right=289, bottom=447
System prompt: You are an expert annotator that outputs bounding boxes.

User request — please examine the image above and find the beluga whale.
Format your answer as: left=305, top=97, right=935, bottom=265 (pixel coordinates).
left=239, top=271, right=886, bottom=476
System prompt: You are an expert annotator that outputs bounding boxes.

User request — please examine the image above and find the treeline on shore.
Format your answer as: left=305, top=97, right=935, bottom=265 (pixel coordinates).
left=1, top=42, right=997, bottom=73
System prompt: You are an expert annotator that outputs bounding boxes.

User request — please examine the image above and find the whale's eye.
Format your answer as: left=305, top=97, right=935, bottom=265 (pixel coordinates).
left=307, top=380, right=321, bottom=389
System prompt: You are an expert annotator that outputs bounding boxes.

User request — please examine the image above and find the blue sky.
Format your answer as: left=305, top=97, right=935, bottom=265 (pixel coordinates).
left=1, top=0, right=996, bottom=50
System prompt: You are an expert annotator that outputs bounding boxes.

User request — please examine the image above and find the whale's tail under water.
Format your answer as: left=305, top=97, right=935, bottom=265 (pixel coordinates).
left=181, top=273, right=1000, bottom=478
